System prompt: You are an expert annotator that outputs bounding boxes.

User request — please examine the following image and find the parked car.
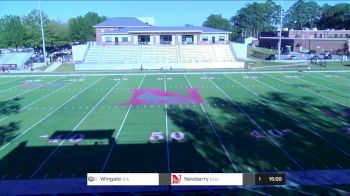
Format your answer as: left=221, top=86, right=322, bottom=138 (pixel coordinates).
left=300, top=49, right=309, bottom=53
left=324, top=54, right=332, bottom=59
left=288, top=55, right=297, bottom=60
left=307, top=50, right=317, bottom=54
left=281, top=50, right=290, bottom=55
left=265, top=54, right=277, bottom=61
left=311, top=55, right=320, bottom=60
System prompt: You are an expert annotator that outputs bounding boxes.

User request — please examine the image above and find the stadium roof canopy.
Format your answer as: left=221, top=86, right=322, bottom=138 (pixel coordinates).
left=101, top=26, right=231, bottom=34
left=93, top=17, right=150, bottom=27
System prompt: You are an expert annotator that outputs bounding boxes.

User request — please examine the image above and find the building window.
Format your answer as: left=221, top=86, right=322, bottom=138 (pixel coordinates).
left=202, top=36, right=208, bottom=41
left=100, top=29, right=104, bottom=33
left=346, top=34, right=349, bottom=38
left=314, top=34, right=317, bottom=38
left=182, top=35, right=194, bottom=44
left=335, top=34, right=338, bottom=38
left=122, top=37, right=128, bottom=42
left=105, top=37, right=112, bottom=42
left=138, top=35, right=150, bottom=45
left=160, top=35, right=172, bottom=44
left=320, top=34, right=323, bottom=38
left=219, top=36, right=225, bottom=41
left=340, top=34, right=343, bottom=38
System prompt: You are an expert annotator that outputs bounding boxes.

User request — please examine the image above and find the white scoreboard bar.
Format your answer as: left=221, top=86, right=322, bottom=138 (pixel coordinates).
left=170, top=173, right=243, bottom=186
left=87, top=173, right=159, bottom=186
left=87, top=173, right=285, bottom=186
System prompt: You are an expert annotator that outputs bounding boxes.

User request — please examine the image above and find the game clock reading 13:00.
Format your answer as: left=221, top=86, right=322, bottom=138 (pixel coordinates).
left=255, top=173, right=286, bottom=185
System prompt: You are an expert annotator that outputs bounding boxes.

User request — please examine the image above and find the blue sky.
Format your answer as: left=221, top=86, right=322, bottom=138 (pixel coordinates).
left=0, top=1, right=346, bottom=26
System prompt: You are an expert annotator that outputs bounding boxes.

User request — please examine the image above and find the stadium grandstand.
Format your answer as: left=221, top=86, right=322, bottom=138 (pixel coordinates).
left=0, top=49, right=33, bottom=71
left=73, top=17, right=245, bottom=70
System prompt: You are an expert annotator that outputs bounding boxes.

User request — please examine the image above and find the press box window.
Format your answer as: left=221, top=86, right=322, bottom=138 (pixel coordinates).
left=122, top=37, right=128, bottom=42
left=202, top=36, right=208, bottom=41
left=219, top=36, right=225, bottom=41
left=105, top=37, right=112, bottom=42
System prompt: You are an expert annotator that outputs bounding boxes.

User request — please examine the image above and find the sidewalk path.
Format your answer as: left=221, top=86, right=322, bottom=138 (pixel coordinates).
left=44, top=62, right=62, bottom=72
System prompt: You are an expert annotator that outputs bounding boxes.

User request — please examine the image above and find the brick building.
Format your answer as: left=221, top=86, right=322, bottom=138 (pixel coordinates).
left=259, top=28, right=350, bottom=53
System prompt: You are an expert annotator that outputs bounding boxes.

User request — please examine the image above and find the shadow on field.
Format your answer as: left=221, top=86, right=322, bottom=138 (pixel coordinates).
left=0, top=97, right=21, bottom=116
left=168, top=92, right=350, bottom=172
left=0, top=122, right=20, bottom=147
left=0, top=129, right=216, bottom=179
left=0, top=92, right=350, bottom=180
left=0, top=97, right=21, bottom=146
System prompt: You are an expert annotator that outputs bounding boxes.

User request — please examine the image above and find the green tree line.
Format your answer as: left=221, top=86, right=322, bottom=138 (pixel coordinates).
left=203, top=0, right=350, bottom=40
left=0, top=10, right=105, bottom=49
left=0, top=0, right=349, bottom=49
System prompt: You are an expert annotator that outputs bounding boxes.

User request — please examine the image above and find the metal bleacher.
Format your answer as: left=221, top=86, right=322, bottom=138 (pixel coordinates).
left=79, top=44, right=240, bottom=70
left=0, top=52, right=33, bottom=69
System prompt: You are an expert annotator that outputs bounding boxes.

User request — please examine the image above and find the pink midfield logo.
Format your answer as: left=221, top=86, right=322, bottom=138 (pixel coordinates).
left=122, top=88, right=203, bottom=105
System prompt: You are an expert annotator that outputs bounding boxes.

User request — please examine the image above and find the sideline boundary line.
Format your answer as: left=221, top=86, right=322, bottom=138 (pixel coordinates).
left=226, top=73, right=350, bottom=159
left=205, top=74, right=303, bottom=170
left=0, top=76, right=105, bottom=151
left=184, top=74, right=237, bottom=172
left=100, top=75, right=146, bottom=172
left=1, top=69, right=350, bottom=77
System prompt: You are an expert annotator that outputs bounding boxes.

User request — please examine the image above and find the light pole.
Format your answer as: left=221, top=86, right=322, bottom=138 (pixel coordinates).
left=39, top=0, right=47, bottom=65
left=277, top=0, right=283, bottom=60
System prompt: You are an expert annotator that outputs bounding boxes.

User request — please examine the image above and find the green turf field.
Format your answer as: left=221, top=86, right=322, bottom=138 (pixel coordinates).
left=0, top=71, right=350, bottom=194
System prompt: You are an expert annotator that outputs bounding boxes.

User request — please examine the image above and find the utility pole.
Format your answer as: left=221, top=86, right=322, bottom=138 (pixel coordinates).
left=39, top=0, right=47, bottom=65
left=277, top=0, right=283, bottom=60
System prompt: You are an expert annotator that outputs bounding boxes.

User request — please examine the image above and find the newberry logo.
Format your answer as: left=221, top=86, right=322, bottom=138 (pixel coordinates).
left=171, top=174, right=182, bottom=184
left=122, top=88, right=203, bottom=105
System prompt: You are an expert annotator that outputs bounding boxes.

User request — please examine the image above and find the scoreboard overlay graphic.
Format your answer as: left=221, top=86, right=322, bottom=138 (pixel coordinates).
left=86, top=173, right=284, bottom=186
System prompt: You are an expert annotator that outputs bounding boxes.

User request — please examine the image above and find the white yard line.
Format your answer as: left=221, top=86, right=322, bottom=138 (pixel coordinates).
left=226, top=73, right=350, bottom=159
left=100, top=75, right=146, bottom=172
left=244, top=74, right=348, bottom=126
left=0, top=77, right=75, bottom=123
left=0, top=80, right=32, bottom=93
left=310, top=74, right=350, bottom=88
left=30, top=75, right=125, bottom=178
left=322, top=185, right=349, bottom=194
left=184, top=74, right=237, bottom=172
left=0, top=76, right=105, bottom=151
left=335, top=73, right=350, bottom=81
left=266, top=73, right=348, bottom=107
left=204, top=74, right=303, bottom=170
left=296, top=75, right=350, bottom=96
left=1, top=69, right=350, bottom=78
left=1, top=76, right=63, bottom=102
left=283, top=186, right=313, bottom=195
left=163, top=74, right=171, bottom=173
left=0, top=77, right=23, bottom=86
left=245, top=188, right=271, bottom=196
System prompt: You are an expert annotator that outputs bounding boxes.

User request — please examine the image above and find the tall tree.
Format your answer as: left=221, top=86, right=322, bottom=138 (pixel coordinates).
left=284, top=0, right=321, bottom=30
left=45, top=20, right=69, bottom=46
left=22, top=9, right=49, bottom=48
left=68, top=12, right=106, bottom=43
left=0, top=15, right=26, bottom=50
left=231, top=0, right=280, bottom=37
left=202, top=14, right=232, bottom=31
left=317, top=3, right=350, bottom=29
